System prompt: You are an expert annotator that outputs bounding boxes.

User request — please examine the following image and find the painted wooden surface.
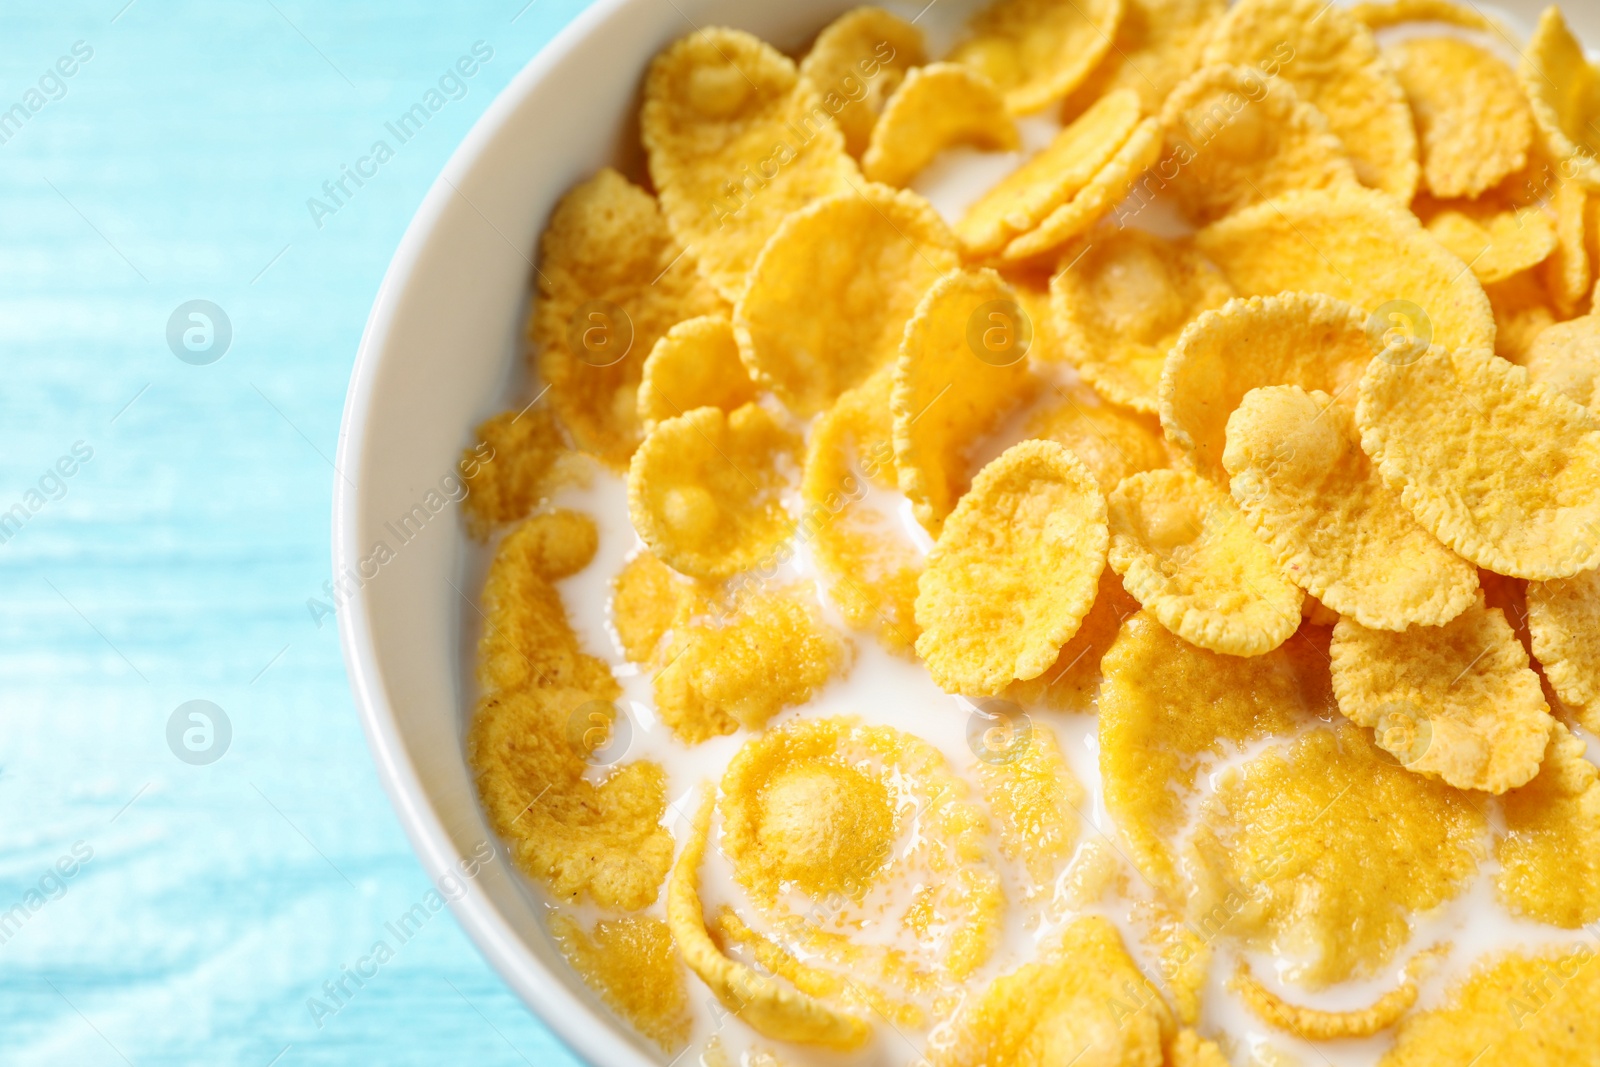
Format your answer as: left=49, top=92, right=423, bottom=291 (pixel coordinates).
left=0, top=2, right=596, bottom=1063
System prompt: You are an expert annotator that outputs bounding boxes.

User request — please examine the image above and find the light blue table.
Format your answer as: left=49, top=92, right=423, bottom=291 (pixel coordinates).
left=0, top=2, right=593, bottom=1063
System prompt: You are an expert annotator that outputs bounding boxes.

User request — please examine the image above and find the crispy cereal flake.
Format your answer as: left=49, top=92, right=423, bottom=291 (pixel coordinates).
left=550, top=914, right=691, bottom=1051
left=1052, top=227, right=1235, bottom=414
left=1108, top=467, right=1304, bottom=657
left=736, top=184, right=960, bottom=416
left=1330, top=597, right=1554, bottom=793
left=1497, top=721, right=1600, bottom=927
left=1520, top=6, right=1600, bottom=192
left=531, top=168, right=722, bottom=467
left=1002, top=117, right=1162, bottom=263
left=1526, top=312, right=1600, bottom=412
left=1357, top=343, right=1600, bottom=581
left=642, top=29, right=859, bottom=301
left=1061, top=0, right=1225, bottom=117
left=1528, top=567, right=1600, bottom=730
left=862, top=63, right=1019, bottom=188
left=1224, top=385, right=1479, bottom=630
left=1022, top=380, right=1169, bottom=491
left=1202, top=0, right=1418, bottom=199
left=627, top=402, right=798, bottom=580
left=1160, top=64, right=1359, bottom=226
left=799, top=7, right=926, bottom=158
left=1391, top=36, right=1532, bottom=199
left=948, top=0, right=1124, bottom=115
left=637, top=315, right=757, bottom=431
left=915, top=440, right=1108, bottom=695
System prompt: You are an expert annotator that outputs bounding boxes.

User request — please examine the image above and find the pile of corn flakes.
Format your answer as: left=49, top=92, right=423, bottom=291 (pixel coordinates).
left=462, top=1, right=1600, bottom=1063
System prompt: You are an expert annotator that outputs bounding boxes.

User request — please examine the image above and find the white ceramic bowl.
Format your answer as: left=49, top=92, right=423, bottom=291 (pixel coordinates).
left=335, top=2, right=1591, bottom=1064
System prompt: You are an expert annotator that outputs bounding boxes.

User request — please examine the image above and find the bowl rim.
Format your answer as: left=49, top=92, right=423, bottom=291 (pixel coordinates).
left=332, top=1, right=656, bottom=1064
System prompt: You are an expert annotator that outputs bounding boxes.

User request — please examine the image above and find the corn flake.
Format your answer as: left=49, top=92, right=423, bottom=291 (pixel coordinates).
left=736, top=183, right=960, bottom=416
left=1544, top=175, right=1593, bottom=315
left=916, top=440, right=1108, bottom=695
left=1391, top=37, right=1532, bottom=200
left=1099, top=610, right=1326, bottom=896
left=549, top=914, right=691, bottom=1051
left=956, top=89, right=1143, bottom=257
left=1520, top=7, right=1600, bottom=192
left=668, top=795, right=872, bottom=1049
left=1349, top=0, right=1494, bottom=31
left=461, top=405, right=568, bottom=536
left=977, top=723, right=1084, bottom=897
left=862, top=63, right=1019, bottom=188
left=1023, top=380, right=1169, bottom=491
left=1002, top=118, right=1163, bottom=263
left=1193, top=188, right=1496, bottom=355
left=935, top=916, right=1173, bottom=1067
left=1329, top=597, right=1554, bottom=793
left=1108, top=467, right=1304, bottom=657
left=1497, top=721, right=1600, bottom=927
left=1188, top=724, right=1484, bottom=987
left=1160, top=64, right=1359, bottom=226
left=1231, top=952, right=1437, bottom=1039
left=1526, top=312, right=1600, bottom=412
left=1357, top=343, right=1600, bottom=581
left=1202, top=0, right=1418, bottom=200
left=1487, top=269, right=1559, bottom=364
left=1051, top=227, right=1236, bottom=414
left=1528, top=567, right=1600, bottom=731
left=1380, top=945, right=1600, bottom=1066
left=1007, top=566, right=1141, bottom=710
left=1223, top=385, right=1479, bottom=630
left=948, top=0, right=1124, bottom=115
left=654, top=584, right=848, bottom=743
left=799, top=7, right=926, bottom=158
left=627, top=402, right=798, bottom=580
left=892, top=268, right=1036, bottom=534
left=637, top=314, right=757, bottom=431
left=1061, top=0, right=1225, bottom=118
left=1423, top=201, right=1557, bottom=285
left=531, top=168, right=722, bottom=467
left=642, top=29, right=858, bottom=302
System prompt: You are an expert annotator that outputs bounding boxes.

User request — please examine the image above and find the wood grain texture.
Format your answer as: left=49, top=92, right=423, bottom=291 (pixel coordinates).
left=0, top=1, right=592, bottom=1063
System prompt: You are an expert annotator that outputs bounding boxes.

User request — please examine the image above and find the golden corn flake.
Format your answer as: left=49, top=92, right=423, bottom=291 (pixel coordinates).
left=1108, top=467, right=1303, bottom=657
left=799, top=7, right=926, bottom=159
left=1356, top=343, right=1600, bottom=581
left=977, top=723, right=1084, bottom=896
left=1424, top=201, right=1557, bottom=285
left=735, top=183, right=960, bottom=416
left=1202, top=0, right=1418, bottom=200
left=1163, top=293, right=1382, bottom=484
left=916, top=440, right=1108, bottom=695
left=1329, top=597, right=1554, bottom=793
left=636, top=314, right=757, bottom=431
left=1380, top=945, right=1600, bottom=1067
left=1134, top=900, right=1210, bottom=1026
left=1099, top=610, right=1325, bottom=896
left=1008, top=566, right=1141, bottom=710
left=1527, top=313, right=1600, bottom=416
left=1023, top=380, right=1169, bottom=491
left=892, top=268, right=1035, bottom=534
left=611, top=549, right=708, bottom=665
left=668, top=795, right=872, bottom=1050
left=642, top=28, right=858, bottom=302
left=934, top=916, right=1174, bottom=1067
left=1391, top=37, right=1532, bottom=200
left=1051, top=227, right=1235, bottom=414
left=549, top=913, right=691, bottom=1051
left=1497, top=721, right=1600, bottom=928
left=1193, top=187, right=1496, bottom=356
left=862, top=63, right=1019, bottom=188
left=1160, top=64, right=1359, bottom=226
left=956, top=88, right=1142, bottom=257
left=1528, top=567, right=1600, bottom=729
left=948, top=0, right=1124, bottom=115
left=1223, top=385, right=1479, bottom=630
left=1520, top=6, right=1600, bottom=192
left=655, top=584, right=847, bottom=743
left=1061, top=0, right=1225, bottom=117
left=1187, top=724, right=1485, bottom=987
left=1544, top=175, right=1593, bottom=316
left=531, top=168, right=722, bottom=467
left=461, top=404, right=568, bottom=536
left=627, top=402, right=798, bottom=580
left=801, top=366, right=920, bottom=653
left=1231, top=955, right=1427, bottom=1040
left=719, top=717, right=1002, bottom=980
left=1001, top=117, right=1162, bottom=263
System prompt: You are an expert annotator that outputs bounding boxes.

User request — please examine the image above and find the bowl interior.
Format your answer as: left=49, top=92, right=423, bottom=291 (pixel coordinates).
left=336, top=1, right=1596, bottom=1064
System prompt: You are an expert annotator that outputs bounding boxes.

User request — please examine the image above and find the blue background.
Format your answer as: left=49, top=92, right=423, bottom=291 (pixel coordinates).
left=0, top=2, right=594, bottom=1063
